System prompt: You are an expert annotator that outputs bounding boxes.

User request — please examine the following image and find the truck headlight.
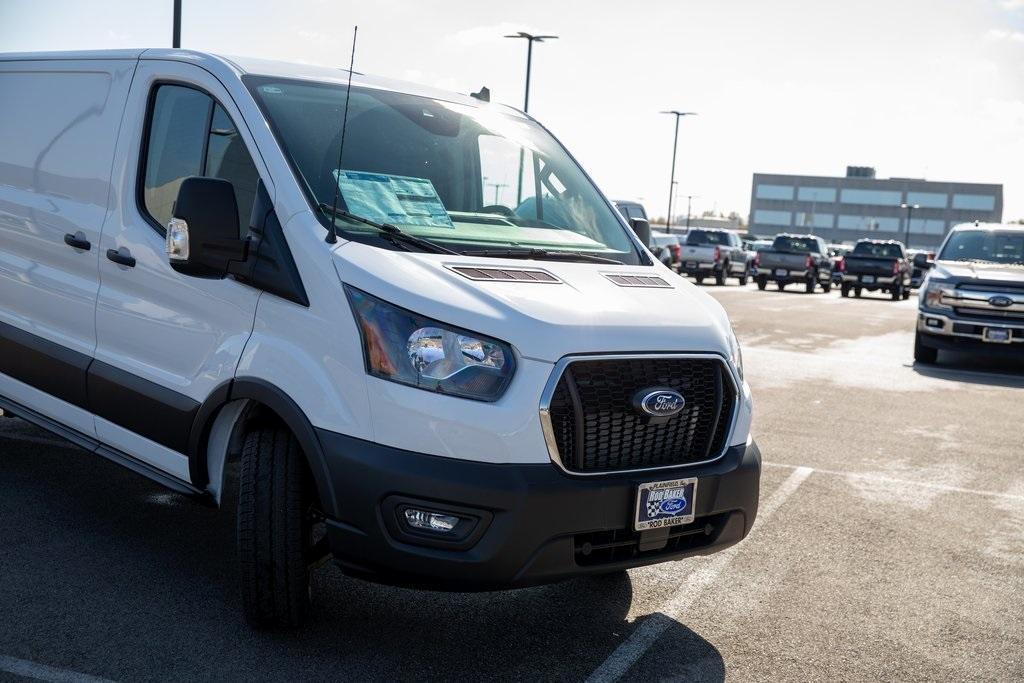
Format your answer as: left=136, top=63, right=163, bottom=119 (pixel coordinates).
left=345, top=286, right=516, bottom=402
left=922, top=282, right=955, bottom=311
left=727, top=328, right=744, bottom=380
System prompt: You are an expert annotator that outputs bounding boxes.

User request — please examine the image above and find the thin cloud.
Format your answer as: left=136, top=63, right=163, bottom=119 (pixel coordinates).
left=986, top=28, right=1024, bottom=41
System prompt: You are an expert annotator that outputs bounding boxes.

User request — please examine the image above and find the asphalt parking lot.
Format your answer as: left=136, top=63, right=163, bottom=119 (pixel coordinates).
left=1, top=281, right=1022, bottom=682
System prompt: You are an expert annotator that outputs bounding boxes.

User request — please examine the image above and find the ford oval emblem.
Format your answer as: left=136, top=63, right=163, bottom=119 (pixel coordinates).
left=660, top=497, right=687, bottom=514
left=635, top=388, right=686, bottom=418
left=989, top=295, right=1013, bottom=308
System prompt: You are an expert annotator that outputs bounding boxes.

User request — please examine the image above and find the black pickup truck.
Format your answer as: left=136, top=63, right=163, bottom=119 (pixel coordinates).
left=838, top=239, right=911, bottom=300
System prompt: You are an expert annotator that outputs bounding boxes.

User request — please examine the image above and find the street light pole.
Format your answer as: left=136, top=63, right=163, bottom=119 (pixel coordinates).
left=172, top=0, right=181, bottom=48
left=686, top=194, right=696, bottom=231
left=504, top=32, right=558, bottom=114
left=900, top=202, right=920, bottom=248
left=660, top=111, right=696, bottom=232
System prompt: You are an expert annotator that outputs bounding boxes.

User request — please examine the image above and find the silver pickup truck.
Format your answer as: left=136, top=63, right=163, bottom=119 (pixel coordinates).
left=679, top=228, right=750, bottom=285
left=915, top=223, right=1024, bottom=364
left=754, top=234, right=833, bottom=293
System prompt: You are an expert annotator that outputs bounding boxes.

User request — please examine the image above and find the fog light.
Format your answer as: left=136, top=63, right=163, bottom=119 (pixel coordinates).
left=403, top=508, right=460, bottom=533
left=926, top=318, right=943, bottom=328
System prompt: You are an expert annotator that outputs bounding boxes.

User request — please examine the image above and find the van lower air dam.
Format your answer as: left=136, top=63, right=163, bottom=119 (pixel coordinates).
left=0, top=49, right=758, bottom=628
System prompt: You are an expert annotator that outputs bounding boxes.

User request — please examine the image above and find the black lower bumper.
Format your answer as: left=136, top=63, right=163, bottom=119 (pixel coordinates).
left=917, top=329, right=1024, bottom=358
left=314, top=429, right=761, bottom=590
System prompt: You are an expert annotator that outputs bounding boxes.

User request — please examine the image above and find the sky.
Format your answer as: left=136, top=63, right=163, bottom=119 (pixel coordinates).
left=2, top=0, right=1023, bottom=222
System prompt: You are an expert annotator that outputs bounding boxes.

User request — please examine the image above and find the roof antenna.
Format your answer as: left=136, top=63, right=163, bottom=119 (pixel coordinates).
left=326, top=25, right=358, bottom=244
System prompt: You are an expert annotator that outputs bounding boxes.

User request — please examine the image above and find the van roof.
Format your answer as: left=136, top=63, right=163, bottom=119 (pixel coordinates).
left=0, top=48, right=497, bottom=111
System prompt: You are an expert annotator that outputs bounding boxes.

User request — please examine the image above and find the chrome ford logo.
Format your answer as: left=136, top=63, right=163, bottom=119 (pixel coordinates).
left=635, top=388, right=686, bottom=418
left=989, top=295, right=1013, bottom=308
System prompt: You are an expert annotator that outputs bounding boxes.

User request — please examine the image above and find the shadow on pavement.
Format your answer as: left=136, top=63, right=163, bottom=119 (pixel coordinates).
left=0, top=422, right=724, bottom=681
left=911, top=353, right=1024, bottom=388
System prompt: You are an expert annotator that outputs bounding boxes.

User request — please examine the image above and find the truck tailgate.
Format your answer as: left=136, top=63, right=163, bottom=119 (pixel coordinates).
left=844, top=256, right=896, bottom=276
left=680, top=245, right=717, bottom=263
left=758, top=252, right=809, bottom=270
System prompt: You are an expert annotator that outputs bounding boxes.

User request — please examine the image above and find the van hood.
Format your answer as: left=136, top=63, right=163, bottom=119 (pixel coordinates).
left=930, top=260, right=1024, bottom=285
left=332, top=242, right=733, bottom=363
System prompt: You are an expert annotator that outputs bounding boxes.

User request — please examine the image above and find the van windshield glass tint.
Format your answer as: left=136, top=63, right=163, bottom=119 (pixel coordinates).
left=686, top=230, right=730, bottom=246
left=938, top=230, right=1024, bottom=265
left=852, top=242, right=902, bottom=258
left=245, top=76, right=638, bottom=264
left=772, top=236, right=816, bottom=252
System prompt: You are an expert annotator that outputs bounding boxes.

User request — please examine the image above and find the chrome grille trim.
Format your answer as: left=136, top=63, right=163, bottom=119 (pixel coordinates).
left=538, top=353, right=741, bottom=477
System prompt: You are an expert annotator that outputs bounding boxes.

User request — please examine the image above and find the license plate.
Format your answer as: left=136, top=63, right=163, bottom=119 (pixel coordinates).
left=774, top=269, right=787, bottom=277
left=862, top=275, right=876, bottom=284
left=635, top=478, right=697, bottom=531
left=685, top=261, right=697, bottom=269
left=984, top=327, right=1011, bottom=343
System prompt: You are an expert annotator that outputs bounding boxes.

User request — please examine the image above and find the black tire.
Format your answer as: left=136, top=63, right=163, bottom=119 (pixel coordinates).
left=695, top=274, right=704, bottom=285
left=715, top=267, right=726, bottom=286
left=891, top=283, right=902, bottom=301
left=914, top=330, right=939, bottom=364
left=756, top=276, right=767, bottom=291
left=778, top=281, right=786, bottom=291
left=805, top=275, right=815, bottom=294
left=238, top=426, right=316, bottom=628
left=841, top=283, right=850, bottom=298
left=822, top=280, right=832, bottom=293
left=738, top=273, right=748, bottom=286
left=854, top=287, right=862, bottom=298
left=903, top=288, right=911, bottom=300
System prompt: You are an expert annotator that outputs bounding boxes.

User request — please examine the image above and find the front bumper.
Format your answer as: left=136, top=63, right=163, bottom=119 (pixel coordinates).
left=917, top=311, right=1024, bottom=352
left=316, top=429, right=761, bottom=590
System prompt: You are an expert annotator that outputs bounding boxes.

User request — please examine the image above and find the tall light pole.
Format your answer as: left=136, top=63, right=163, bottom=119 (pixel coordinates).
left=504, top=32, right=558, bottom=113
left=172, top=0, right=181, bottom=48
left=900, top=202, right=920, bottom=248
left=661, top=111, right=697, bottom=231
left=685, top=194, right=699, bottom=231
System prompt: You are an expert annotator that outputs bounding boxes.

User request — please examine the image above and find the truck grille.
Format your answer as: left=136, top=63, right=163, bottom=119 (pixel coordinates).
left=544, top=357, right=736, bottom=473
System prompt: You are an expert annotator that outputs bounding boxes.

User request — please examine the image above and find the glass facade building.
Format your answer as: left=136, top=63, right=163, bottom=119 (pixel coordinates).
left=748, top=170, right=1003, bottom=249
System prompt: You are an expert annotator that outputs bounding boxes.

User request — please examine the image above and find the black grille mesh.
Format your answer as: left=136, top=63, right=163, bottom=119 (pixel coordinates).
left=547, top=357, right=735, bottom=473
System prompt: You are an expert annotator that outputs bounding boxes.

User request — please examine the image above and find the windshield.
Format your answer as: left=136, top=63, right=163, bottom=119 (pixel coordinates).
left=686, top=230, right=730, bottom=246
left=772, top=236, right=816, bottom=252
left=852, top=242, right=903, bottom=258
left=938, top=229, right=1024, bottom=265
left=245, top=76, right=639, bottom=264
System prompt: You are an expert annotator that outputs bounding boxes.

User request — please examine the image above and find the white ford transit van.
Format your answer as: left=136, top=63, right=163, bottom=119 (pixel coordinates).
left=0, top=50, right=759, bottom=627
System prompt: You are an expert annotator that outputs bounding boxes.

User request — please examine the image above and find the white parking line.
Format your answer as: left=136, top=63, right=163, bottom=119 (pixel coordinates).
left=764, top=461, right=1024, bottom=503
left=586, top=466, right=813, bottom=683
left=0, top=655, right=115, bottom=683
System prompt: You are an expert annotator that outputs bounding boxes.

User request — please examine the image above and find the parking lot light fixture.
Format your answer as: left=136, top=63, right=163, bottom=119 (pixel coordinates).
left=660, top=111, right=697, bottom=231
left=901, top=202, right=920, bottom=248
left=504, top=32, right=558, bottom=113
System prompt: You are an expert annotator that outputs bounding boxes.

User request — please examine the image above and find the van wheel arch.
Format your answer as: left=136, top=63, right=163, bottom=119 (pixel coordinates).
left=191, top=378, right=339, bottom=518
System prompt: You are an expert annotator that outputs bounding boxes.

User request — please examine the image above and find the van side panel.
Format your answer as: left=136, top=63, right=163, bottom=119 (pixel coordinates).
left=0, top=60, right=135, bottom=435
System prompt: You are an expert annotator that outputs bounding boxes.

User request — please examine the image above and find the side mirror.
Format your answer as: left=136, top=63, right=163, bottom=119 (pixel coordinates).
left=166, top=177, right=248, bottom=278
left=912, top=253, right=932, bottom=270
left=629, top=217, right=651, bottom=249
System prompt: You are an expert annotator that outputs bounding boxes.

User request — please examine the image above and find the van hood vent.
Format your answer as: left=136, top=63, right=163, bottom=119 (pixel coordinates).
left=603, top=273, right=672, bottom=288
left=448, top=266, right=561, bottom=283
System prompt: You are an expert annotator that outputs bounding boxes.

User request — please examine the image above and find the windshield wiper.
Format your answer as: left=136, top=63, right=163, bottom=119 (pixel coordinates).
left=459, top=247, right=622, bottom=265
left=318, top=203, right=459, bottom=255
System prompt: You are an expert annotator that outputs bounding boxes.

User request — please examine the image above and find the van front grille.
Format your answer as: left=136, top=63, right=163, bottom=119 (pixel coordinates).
left=545, top=357, right=736, bottom=473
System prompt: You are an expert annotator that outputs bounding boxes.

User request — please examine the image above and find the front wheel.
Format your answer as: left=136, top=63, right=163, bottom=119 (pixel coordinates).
left=902, top=287, right=911, bottom=300
left=891, top=283, right=902, bottom=301
left=914, top=330, right=939, bottom=364
left=238, top=426, right=320, bottom=628
left=822, top=280, right=832, bottom=293
left=854, top=287, right=862, bottom=298
left=841, top=283, right=850, bottom=297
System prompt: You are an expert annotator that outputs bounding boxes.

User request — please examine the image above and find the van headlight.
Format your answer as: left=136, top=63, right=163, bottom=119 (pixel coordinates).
left=922, top=281, right=955, bottom=311
left=345, top=286, right=516, bottom=402
left=727, top=328, right=744, bottom=380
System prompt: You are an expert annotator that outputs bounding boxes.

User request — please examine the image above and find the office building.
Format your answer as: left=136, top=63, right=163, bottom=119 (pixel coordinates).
left=748, top=167, right=1003, bottom=249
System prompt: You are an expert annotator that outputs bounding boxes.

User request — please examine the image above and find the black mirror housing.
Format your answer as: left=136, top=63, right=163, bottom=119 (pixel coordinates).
left=912, top=252, right=932, bottom=269
left=167, top=176, right=248, bottom=278
left=629, top=217, right=651, bottom=249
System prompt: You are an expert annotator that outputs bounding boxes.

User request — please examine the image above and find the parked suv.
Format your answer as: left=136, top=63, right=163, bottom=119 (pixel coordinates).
left=650, top=231, right=682, bottom=271
left=0, top=50, right=759, bottom=627
left=754, top=234, right=833, bottom=293
left=680, top=229, right=750, bottom=285
left=915, top=223, right=1024, bottom=363
left=838, top=239, right=911, bottom=300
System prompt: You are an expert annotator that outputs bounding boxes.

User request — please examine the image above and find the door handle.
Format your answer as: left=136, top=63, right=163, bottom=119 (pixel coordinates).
left=106, top=247, right=136, bottom=268
left=63, top=232, right=91, bottom=251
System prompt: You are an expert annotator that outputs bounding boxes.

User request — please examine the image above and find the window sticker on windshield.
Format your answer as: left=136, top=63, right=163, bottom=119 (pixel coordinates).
left=334, top=170, right=454, bottom=228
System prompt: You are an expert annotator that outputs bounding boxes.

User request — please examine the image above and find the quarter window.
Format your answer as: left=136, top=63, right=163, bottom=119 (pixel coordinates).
left=142, top=84, right=259, bottom=237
